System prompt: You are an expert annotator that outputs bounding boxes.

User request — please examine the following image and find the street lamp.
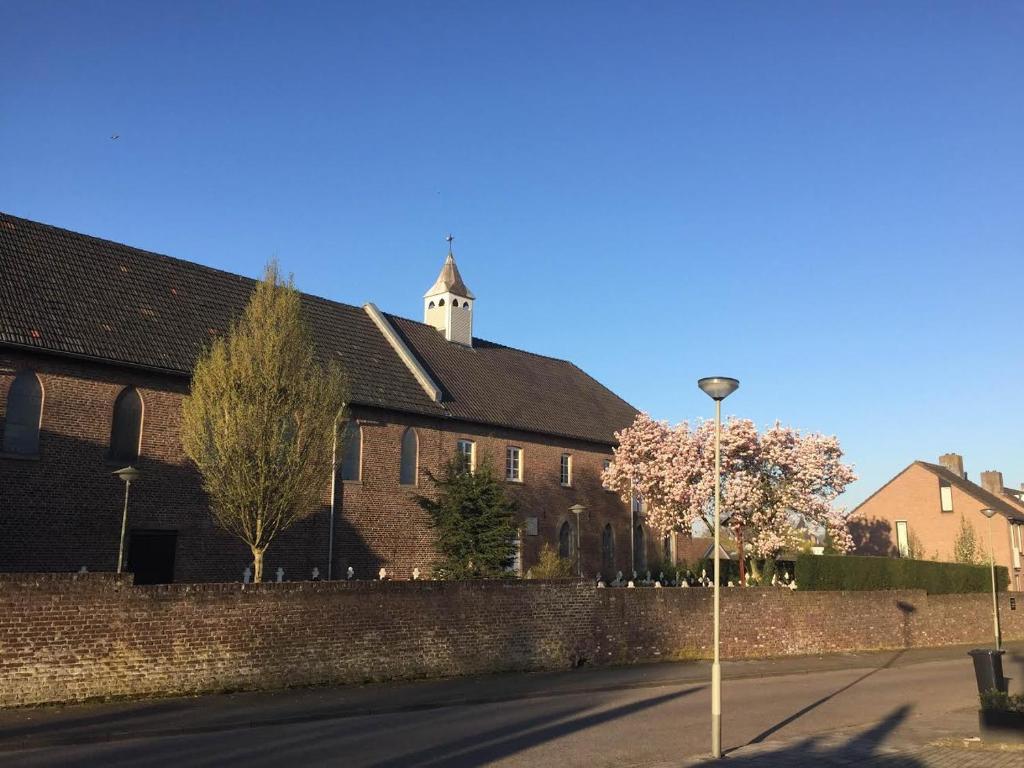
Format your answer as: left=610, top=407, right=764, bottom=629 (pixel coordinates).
left=697, top=376, right=739, bottom=760
left=112, top=466, right=141, bottom=574
left=569, top=504, right=587, bottom=579
left=980, top=508, right=1002, bottom=650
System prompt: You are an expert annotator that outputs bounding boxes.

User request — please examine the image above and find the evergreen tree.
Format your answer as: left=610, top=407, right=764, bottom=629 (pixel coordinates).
left=182, top=262, right=347, bottom=581
left=953, top=513, right=979, bottom=564
left=416, top=454, right=519, bottom=579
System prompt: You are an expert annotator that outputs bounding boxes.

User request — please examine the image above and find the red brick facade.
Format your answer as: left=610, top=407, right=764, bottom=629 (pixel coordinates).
left=2, top=572, right=1022, bottom=707
left=0, top=348, right=645, bottom=582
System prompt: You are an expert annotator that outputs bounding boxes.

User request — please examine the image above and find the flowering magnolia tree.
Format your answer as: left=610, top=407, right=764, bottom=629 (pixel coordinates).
left=602, top=413, right=856, bottom=565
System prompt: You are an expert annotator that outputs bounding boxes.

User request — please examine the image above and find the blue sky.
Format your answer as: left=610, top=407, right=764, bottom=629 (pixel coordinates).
left=2, top=1, right=1022, bottom=507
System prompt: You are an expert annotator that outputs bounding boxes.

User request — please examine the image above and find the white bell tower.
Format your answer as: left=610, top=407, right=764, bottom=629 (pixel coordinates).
left=424, top=235, right=474, bottom=346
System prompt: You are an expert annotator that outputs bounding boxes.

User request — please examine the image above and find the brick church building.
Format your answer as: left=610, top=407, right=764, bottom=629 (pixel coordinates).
left=0, top=212, right=656, bottom=583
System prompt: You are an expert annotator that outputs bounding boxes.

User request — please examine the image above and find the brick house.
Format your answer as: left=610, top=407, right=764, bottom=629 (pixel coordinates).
left=0, top=212, right=659, bottom=583
left=850, top=453, right=1024, bottom=590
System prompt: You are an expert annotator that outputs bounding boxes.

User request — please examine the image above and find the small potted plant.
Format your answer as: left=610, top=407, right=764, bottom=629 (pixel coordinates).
left=979, top=689, right=1024, bottom=744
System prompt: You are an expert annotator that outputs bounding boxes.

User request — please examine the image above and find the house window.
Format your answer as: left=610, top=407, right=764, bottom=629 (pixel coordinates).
left=456, top=439, right=475, bottom=472
left=340, top=421, right=362, bottom=481
left=633, top=523, right=646, bottom=572
left=558, top=520, right=574, bottom=558
left=663, top=533, right=674, bottom=565
left=399, top=427, right=418, bottom=486
left=560, top=454, right=572, bottom=486
left=632, top=494, right=643, bottom=515
left=506, top=446, right=522, bottom=482
left=895, top=520, right=909, bottom=558
left=109, top=387, right=143, bottom=463
left=2, top=370, right=43, bottom=455
left=939, top=480, right=953, bottom=513
left=602, top=458, right=612, bottom=490
left=601, top=523, right=615, bottom=575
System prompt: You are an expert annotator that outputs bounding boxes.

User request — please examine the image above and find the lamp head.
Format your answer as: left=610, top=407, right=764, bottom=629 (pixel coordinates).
left=697, top=377, right=740, bottom=401
left=981, top=507, right=998, bottom=519
left=113, top=465, right=141, bottom=484
left=568, top=503, right=587, bottom=515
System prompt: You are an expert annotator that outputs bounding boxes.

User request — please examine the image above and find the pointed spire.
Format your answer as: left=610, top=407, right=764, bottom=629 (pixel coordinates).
left=424, top=245, right=474, bottom=299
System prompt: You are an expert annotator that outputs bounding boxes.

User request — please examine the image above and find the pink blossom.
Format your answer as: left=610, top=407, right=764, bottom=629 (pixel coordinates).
left=602, top=414, right=857, bottom=557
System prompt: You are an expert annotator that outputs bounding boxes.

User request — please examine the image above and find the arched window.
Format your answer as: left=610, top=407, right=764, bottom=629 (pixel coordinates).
left=633, top=523, right=646, bottom=572
left=340, top=420, right=361, bottom=482
left=428, top=301, right=436, bottom=309
left=463, top=303, right=470, bottom=311
left=601, top=524, right=615, bottom=575
left=452, top=299, right=459, bottom=307
left=663, top=533, right=673, bottom=564
left=109, top=387, right=143, bottom=463
left=438, top=298, right=445, bottom=307
left=558, top=520, right=573, bottom=559
left=399, top=427, right=418, bottom=486
left=2, top=370, right=43, bottom=455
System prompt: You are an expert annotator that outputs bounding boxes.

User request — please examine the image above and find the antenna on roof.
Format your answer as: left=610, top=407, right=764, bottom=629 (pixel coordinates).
left=445, top=233, right=454, bottom=256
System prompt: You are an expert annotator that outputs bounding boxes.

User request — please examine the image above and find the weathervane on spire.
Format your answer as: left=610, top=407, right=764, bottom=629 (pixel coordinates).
left=445, top=233, right=454, bottom=256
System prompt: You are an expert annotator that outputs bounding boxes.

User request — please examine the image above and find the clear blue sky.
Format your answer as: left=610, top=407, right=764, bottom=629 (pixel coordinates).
left=3, top=2, right=1022, bottom=508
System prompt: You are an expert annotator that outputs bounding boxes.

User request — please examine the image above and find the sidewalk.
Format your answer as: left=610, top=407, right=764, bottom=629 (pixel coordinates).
left=0, top=642, right=1018, bottom=754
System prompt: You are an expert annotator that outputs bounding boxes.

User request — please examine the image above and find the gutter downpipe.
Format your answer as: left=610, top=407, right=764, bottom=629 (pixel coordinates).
left=327, top=411, right=342, bottom=580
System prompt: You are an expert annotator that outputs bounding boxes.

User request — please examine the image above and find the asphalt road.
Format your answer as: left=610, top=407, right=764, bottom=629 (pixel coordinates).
left=2, top=645, right=1021, bottom=767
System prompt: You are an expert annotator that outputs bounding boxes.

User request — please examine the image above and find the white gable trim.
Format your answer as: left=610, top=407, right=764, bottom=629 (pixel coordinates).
left=363, top=303, right=443, bottom=403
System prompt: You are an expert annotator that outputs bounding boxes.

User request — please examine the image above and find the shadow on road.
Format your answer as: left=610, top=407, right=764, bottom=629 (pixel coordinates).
left=368, top=686, right=704, bottom=767
left=693, top=705, right=921, bottom=766
left=739, top=648, right=908, bottom=749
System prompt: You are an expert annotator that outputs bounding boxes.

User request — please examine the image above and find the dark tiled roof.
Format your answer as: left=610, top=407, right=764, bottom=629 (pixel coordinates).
left=916, top=462, right=1024, bottom=521
left=0, top=212, right=636, bottom=444
left=387, top=315, right=637, bottom=444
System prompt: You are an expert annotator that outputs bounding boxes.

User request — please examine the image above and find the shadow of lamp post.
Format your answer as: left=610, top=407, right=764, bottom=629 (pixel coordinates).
left=980, top=507, right=1002, bottom=650
left=698, top=375, right=740, bottom=760
left=569, top=503, right=587, bottom=579
left=112, top=465, right=141, bottom=574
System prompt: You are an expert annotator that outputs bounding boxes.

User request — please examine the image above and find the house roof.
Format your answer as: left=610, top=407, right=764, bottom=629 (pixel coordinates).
left=916, top=462, right=1024, bottom=521
left=0, top=212, right=637, bottom=445
left=852, top=459, right=1024, bottom=522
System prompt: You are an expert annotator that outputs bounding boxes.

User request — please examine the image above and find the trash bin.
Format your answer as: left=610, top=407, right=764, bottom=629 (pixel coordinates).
left=968, top=649, right=1006, bottom=695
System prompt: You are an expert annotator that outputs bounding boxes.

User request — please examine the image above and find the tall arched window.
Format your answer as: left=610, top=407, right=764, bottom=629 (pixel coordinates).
left=109, top=387, right=143, bottom=463
left=399, top=427, right=418, bottom=486
left=633, top=523, right=646, bottom=572
left=663, top=533, right=673, bottom=565
left=558, top=520, right=573, bottom=559
left=340, top=420, right=362, bottom=482
left=601, top=524, right=615, bottom=575
left=2, top=370, right=43, bottom=455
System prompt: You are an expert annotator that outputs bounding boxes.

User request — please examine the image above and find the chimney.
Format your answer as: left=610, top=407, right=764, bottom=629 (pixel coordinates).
left=980, top=470, right=1004, bottom=496
left=938, top=453, right=965, bottom=479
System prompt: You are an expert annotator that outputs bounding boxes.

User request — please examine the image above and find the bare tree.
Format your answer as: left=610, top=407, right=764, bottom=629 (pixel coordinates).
left=182, top=262, right=347, bottom=581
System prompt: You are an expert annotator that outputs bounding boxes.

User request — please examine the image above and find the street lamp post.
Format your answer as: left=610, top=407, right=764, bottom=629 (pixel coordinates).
left=697, top=376, right=740, bottom=760
left=569, top=504, right=587, bottom=579
left=112, top=466, right=141, bottom=574
left=980, top=508, right=1002, bottom=650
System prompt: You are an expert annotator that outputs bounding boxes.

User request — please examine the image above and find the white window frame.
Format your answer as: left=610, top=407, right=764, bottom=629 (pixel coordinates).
left=895, top=520, right=909, bottom=558
left=602, top=458, right=612, bottom=490
left=939, top=481, right=953, bottom=513
left=560, top=453, right=572, bottom=487
left=506, top=446, right=523, bottom=482
left=456, top=439, right=476, bottom=472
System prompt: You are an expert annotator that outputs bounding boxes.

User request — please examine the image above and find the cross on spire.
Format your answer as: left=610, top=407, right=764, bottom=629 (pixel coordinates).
left=445, top=233, right=454, bottom=255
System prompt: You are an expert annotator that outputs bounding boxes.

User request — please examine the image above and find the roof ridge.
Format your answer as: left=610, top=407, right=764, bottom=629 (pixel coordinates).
left=0, top=211, right=258, bottom=289
left=384, top=311, right=578, bottom=365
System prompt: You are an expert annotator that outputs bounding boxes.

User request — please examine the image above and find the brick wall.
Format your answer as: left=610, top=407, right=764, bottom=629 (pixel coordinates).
left=2, top=573, right=1022, bottom=708
left=0, top=350, right=634, bottom=583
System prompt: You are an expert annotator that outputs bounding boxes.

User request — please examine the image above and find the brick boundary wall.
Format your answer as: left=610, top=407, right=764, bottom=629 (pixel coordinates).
left=1, top=573, right=1021, bottom=707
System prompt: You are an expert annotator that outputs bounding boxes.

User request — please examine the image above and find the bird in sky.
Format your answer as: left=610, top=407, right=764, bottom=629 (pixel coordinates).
left=110, top=134, right=119, bottom=140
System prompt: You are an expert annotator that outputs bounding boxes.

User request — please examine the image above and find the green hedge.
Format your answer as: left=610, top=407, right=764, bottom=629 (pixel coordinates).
left=796, top=554, right=1009, bottom=594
